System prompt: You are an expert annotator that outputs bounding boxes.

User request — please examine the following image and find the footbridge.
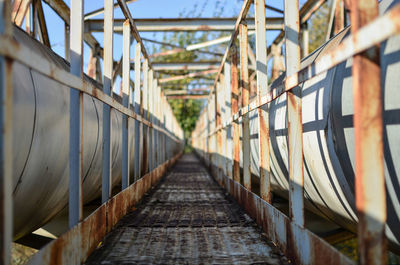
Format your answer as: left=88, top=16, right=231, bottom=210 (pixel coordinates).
left=1, top=0, right=400, bottom=264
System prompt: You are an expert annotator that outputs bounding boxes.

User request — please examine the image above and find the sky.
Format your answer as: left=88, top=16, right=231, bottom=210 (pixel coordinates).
left=35, top=0, right=308, bottom=92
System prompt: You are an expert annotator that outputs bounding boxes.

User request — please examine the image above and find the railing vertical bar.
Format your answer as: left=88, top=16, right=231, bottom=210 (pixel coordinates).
left=254, top=0, right=271, bottom=202
left=284, top=0, right=304, bottom=227
left=239, top=22, right=251, bottom=191
left=224, top=62, right=232, bottom=179
left=350, top=1, right=387, bottom=264
left=64, top=23, right=70, bottom=61
left=69, top=0, right=83, bottom=228
left=230, top=44, right=240, bottom=183
left=102, top=0, right=114, bottom=203
left=141, top=59, right=148, bottom=177
left=134, top=42, right=141, bottom=182
left=121, top=19, right=130, bottom=190
left=148, top=73, right=154, bottom=172
left=301, top=22, right=309, bottom=58
left=0, top=0, right=13, bottom=263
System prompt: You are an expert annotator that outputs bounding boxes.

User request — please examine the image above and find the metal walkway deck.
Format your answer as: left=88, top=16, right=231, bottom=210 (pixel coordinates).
left=84, top=154, right=289, bottom=265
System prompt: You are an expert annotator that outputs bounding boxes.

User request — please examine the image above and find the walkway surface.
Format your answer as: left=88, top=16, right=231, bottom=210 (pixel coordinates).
left=85, top=154, right=289, bottom=265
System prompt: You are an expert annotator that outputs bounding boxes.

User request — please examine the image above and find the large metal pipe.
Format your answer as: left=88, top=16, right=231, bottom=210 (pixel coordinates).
left=11, top=26, right=182, bottom=239
left=192, top=0, right=400, bottom=252
left=245, top=0, right=400, bottom=251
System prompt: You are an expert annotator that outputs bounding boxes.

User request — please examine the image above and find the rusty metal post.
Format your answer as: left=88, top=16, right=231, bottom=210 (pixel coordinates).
left=301, top=22, right=309, bottom=58
left=215, top=79, right=222, bottom=177
left=254, top=0, right=271, bottom=202
left=64, top=23, right=70, bottom=61
left=134, top=42, right=141, bottom=182
left=271, top=44, right=283, bottom=81
left=141, top=59, right=148, bottom=177
left=350, top=1, right=386, bottom=264
left=102, top=0, right=114, bottom=203
left=0, top=0, right=13, bottom=263
left=334, top=0, right=344, bottom=35
left=284, top=0, right=304, bottom=227
left=230, top=44, right=240, bottom=183
left=218, top=76, right=226, bottom=177
left=224, top=62, right=232, bottom=179
left=69, top=0, right=83, bottom=227
left=87, top=48, right=97, bottom=79
left=239, top=22, right=251, bottom=190
left=25, top=4, right=31, bottom=34
left=121, top=20, right=130, bottom=189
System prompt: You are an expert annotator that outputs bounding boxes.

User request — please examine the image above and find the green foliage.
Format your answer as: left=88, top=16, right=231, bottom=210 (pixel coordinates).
left=308, top=1, right=330, bottom=53
left=151, top=0, right=229, bottom=139
left=169, top=98, right=203, bottom=139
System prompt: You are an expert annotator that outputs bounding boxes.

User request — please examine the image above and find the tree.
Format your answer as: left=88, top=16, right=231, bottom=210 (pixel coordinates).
left=308, top=1, right=331, bottom=53
left=150, top=0, right=229, bottom=139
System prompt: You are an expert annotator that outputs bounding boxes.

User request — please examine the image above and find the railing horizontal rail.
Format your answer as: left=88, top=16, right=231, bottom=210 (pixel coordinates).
left=0, top=36, right=181, bottom=143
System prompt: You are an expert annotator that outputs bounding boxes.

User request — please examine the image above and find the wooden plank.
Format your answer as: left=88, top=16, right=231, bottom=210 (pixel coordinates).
left=285, top=0, right=304, bottom=227
left=102, top=0, right=114, bottom=203
left=350, top=0, right=386, bottom=264
left=239, top=22, right=250, bottom=191
left=122, top=19, right=130, bottom=189
left=254, top=0, right=271, bottom=202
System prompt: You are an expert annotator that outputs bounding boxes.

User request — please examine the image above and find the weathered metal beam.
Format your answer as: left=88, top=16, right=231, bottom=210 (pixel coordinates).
left=121, top=20, right=130, bottom=190
left=159, top=69, right=218, bottom=83
left=334, top=0, right=344, bottom=34
left=266, top=0, right=327, bottom=58
left=36, top=0, right=50, bottom=48
left=134, top=42, right=141, bottom=182
left=133, top=61, right=220, bottom=71
left=25, top=4, right=32, bottom=34
left=0, top=1, right=13, bottom=264
left=350, top=0, right=386, bottom=264
left=164, top=89, right=210, bottom=96
left=285, top=0, right=304, bottom=228
left=301, top=22, right=309, bottom=58
left=167, top=94, right=208, bottom=100
left=69, top=0, right=84, bottom=228
left=142, top=37, right=224, bottom=57
left=254, top=0, right=271, bottom=203
left=231, top=44, right=240, bottom=183
left=85, top=17, right=284, bottom=32
left=211, top=0, right=252, bottom=91
left=11, top=0, right=31, bottom=26
left=141, top=59, right=148, bottom=176
left=42, top=0, right=104, bottom=57
left=84, top=0, right=136, bottom=20
left=186, top=31, right=255, bottom=51
left=239, top=22, right=251, bottom=191
left=102, top=0, right=113, bottom=203
left=224, top=62, right=232, bottom=179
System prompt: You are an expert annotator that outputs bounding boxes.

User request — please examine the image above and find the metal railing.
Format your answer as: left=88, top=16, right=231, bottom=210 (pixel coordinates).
left=191, top=0, right=397, bottom=264
left=0, top=0, right=184, bottom=264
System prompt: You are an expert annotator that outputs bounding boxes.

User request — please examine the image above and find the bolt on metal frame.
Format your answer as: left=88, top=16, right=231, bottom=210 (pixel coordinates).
left=191, top=0, right=396, bottom=264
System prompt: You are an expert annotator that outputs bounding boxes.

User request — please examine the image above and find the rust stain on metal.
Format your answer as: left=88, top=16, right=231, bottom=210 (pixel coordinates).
left=350, top=0, right=387, bottom=264
left=26, top=152, right=183, bottom=265
left=201, top=153, right=355, bottom=265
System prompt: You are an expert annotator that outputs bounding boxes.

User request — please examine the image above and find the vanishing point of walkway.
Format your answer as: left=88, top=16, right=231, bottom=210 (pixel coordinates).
left=85, top=154, right=289, bottom=265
